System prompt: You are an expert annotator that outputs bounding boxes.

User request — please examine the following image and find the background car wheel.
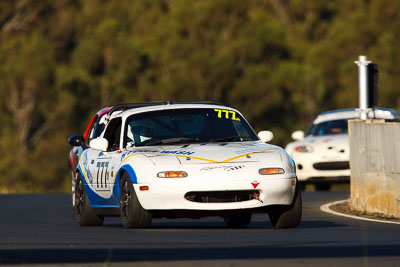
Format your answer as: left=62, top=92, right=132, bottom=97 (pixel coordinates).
left=314, top=183, right=332, bottom=191
left=268, top=183, right=302, bottom=229
left=74, top=174, right=104, bottom=226
left=223, top=214, right=252, bottom=227
left=119, top=172, right=152, bottom=228
left=299, top=182, right=306, bottom=191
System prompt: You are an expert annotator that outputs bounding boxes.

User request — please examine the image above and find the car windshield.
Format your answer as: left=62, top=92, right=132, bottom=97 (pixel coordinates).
left=306, top=119, right=348, bottom=136
left=123, top=108, right=259, bottom=147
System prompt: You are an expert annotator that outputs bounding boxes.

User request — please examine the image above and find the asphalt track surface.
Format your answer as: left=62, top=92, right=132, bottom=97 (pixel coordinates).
left=1, top=192, right=400, bottom=266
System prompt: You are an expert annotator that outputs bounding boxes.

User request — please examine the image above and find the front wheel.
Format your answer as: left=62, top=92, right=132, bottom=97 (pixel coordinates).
left=119, top=172, right=152, bottom=228
left=74, top=174, right=104, bottom=226
left=268, top=183, right=302, bottom=229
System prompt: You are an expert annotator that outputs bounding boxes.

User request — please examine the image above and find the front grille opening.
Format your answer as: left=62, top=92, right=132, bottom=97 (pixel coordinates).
left=313, top=161, right=350, bottom=171
left=184, top=190, right=259, bottom=203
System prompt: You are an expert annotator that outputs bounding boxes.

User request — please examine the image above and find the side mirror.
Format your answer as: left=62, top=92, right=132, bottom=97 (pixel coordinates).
left=68, top=134, right=86, bottom=147
left=89, top=138, right=108, bottom=151
left=258, top=131, right=274, bottom=143
left=291, top=130, right=305, bottom=141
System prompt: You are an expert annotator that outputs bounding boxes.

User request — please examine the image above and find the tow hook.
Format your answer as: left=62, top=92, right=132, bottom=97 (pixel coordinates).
left=253, top=192, right=263, bottom=203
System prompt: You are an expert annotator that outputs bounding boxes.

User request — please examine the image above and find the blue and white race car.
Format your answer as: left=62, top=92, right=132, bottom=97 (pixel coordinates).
left=74, top=102, right=301, bottom=228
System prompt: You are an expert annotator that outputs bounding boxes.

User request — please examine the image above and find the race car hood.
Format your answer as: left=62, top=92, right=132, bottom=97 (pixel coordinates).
left=127, top=142, right=282, bottom=166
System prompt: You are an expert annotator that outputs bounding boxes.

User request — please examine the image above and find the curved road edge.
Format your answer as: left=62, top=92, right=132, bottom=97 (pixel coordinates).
left=320, top=199, right=400, bottom=225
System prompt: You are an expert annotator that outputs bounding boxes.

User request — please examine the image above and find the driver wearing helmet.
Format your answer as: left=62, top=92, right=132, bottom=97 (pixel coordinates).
left=126, top=119, right=154, bottom=147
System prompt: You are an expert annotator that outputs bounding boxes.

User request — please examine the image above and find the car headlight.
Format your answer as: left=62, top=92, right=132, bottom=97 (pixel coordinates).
left=259, top=168, right=285, bottom=175
left=295, top=145, right=313, bottom=153
left=157, top=171, right=188, bottom=178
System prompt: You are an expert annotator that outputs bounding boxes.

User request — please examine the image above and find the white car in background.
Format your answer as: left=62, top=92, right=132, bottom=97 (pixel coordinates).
left=285, top=108, right=399, bottom=190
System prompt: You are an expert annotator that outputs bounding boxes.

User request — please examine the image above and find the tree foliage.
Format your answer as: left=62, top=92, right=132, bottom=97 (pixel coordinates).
left=0, top=0, right=399, bottom=192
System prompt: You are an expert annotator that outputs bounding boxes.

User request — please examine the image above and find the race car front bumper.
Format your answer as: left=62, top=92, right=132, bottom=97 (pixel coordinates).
left=134, top=176, right=297, bottom=211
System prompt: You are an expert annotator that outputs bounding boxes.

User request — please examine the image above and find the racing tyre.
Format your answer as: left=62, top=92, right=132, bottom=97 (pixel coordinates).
left=120, top=173, right=152, bottom=228
left=299, top=182, right=306, bottom=191
left=223, top=214, right=252, bottom=227
left=314, top=183, right=331, bottom=191
left=268, top=183, right=302, bottom=229
left=74, top=174, right=104, bottom=226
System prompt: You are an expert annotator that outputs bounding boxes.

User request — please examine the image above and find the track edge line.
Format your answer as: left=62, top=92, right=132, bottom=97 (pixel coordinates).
left=320, top=199, right=400, bottom=225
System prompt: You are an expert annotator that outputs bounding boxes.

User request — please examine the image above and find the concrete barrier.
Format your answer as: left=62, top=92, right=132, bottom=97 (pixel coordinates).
left=349, top=119, right=400, bottom=217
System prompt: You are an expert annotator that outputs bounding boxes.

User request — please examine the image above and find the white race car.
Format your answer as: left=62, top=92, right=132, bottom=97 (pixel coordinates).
left=285, top=108, right=398, bottom=190
left=74, top=102, right=301, bottom=228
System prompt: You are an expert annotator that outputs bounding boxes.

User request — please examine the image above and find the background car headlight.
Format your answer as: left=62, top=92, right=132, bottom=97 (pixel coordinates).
left=295, top=145, right=313, bottom=153
left=157, top=171, right=188, bottom=178
left=259, top=168, right=285, bottom=175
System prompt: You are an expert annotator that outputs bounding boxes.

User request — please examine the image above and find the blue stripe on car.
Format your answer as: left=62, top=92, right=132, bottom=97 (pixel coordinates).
left=76, top=164, right=138, bottom=208
left=116, top=164, right=138, bottom=184
left=77, top=164, right=119, bottom=208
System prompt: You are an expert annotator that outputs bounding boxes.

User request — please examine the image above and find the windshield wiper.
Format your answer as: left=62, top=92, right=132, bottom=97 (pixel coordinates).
left=208, top=136, right=244, bottom=143
left=139, top=137, right=199, bottom=146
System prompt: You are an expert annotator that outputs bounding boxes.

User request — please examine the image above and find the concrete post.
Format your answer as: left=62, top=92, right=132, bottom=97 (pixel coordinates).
left=354, top=55, right=371, bottom=120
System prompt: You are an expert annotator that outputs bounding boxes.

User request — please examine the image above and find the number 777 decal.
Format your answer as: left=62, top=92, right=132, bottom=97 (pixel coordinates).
left=214, top=109, right=240, bottom=121
left=96, top=160, right=110, bottom=190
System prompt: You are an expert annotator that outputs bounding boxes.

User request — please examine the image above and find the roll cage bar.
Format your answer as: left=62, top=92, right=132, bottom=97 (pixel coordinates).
left=104, top=101, right=224, bottom=122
